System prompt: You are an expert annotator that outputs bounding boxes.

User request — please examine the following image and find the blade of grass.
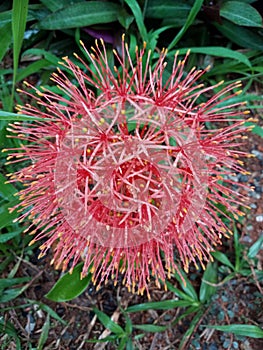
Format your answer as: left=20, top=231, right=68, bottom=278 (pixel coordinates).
left=124, top=0, right=148, bottom=41
left=176, top=46, right=251, bottom=67
left=167, top=0, right=204, bottom=50
left=0, top=22, right=12, bottom=62
left=93, top=307, right=125, bottom=335
left=126, top=299, right=193, bottom=312
left=10, top=0, right=29, bottom=111
left=0, top=110, right=52, bottom=121
left=205, top=324, right=263, bottom=338
left=37, top=314, right=50, bottom=350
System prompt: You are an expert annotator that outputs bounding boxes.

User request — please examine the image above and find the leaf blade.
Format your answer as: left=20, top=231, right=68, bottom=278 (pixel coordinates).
left=45, top=263, right=91, bottom=302
left=39, top=2, right=121, bottom=30
left=220, top=1, right=263, bottom=27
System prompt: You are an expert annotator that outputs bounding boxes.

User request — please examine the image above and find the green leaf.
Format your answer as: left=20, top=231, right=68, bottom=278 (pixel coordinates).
left=247, top=234, right=263, bottom=259
left=117, top=8, right=134, bottom=30
left=37, top=314, right=50, bottom=350
left=146, top=0, right=191, bottom=19
left=93, top=308, right=125, bottom=335
left=205, top=324, right=263, bottom=338
left=211, top=251, right=235, bottom=270
left=45, top=262, right=91, bottom=302
left=179, top=309, right=204, bottom=350
left=0, top=319, right=21, bottom=350
left=11, top=0, right=29, bottom=110
left=0, top=277, right=31, bottom=290
left=172, top=269, right=199, bottom=301
left=177, top=46, right=251, bottom=67
left=0, top=22, right=12, bottom=62
left=0, top=10, right=12, bottom=28
left=245, top=122, right=263, bottom=138
left=22, top=48, right=61, bottom=66
left=199, top=262, right=217, bottom=303
left=39, top=0, right=85, bottom=12
left=124, top=0, right=148, bottom=41
left=0, top=173, right=17, bottom=200
left=39, top=2, right=121, bottom=30
left=0, top=200, right=20, bottom=231
left=28, top=301, right=67, bottom=325
left=126, top=299, right=193, bottom=312
left=133, top=324, right=167, bottom=332
left=0, top=286, right=29, bottom=303
left=16, top=59, right=51, bottom=82
left=166, top=281, right=199, bottom=303
left=0, top=110, right=49, bottom=121
left=0, top=231, right=21, bottom=243
left=220, top=1, right=263, bottom=27
left=167, top=0, right=204, bottom=50
left=214, top=20, right=263, bottom=50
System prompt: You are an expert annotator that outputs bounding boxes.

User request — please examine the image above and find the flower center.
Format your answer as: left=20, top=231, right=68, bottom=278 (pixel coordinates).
left=76, top=158, right=162, bottom=230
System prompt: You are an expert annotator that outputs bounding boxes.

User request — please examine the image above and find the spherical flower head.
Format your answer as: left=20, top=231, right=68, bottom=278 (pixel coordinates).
left=8, top=37, right=251, bottom=296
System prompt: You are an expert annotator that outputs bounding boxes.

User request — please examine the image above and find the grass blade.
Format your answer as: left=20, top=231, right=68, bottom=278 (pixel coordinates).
left=11, top=0, right=29, bottom=111
left=124, top=0, right=148, bottom=41
left=205, top=324, right=263, bottom=338
left=167, top=0, right=204, bottom=50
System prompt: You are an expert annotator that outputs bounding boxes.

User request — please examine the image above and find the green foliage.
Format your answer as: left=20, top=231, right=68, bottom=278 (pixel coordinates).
left=205, top=324, right=263, bottom=338
left=220, top=1, right=263, bottom=27
left=45, top=262, right=92, bottom=302
left=212, top=228, right=263, bottom=279
left=39, top=2, right=121, bottom=30
left=10, top=0, right=29, bottom=111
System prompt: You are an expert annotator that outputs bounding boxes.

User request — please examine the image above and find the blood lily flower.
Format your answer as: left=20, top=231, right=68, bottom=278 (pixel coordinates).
left=7, top=37, right=251, bottom=296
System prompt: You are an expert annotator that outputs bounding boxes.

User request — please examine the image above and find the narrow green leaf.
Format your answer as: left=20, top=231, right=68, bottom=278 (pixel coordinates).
left=199, top=263, right=217, bottom=303
left=214, top=20, right=263, bottom=50
left=247, top=234, right=263, bottom=259
left=167, top=0, right=204, bottom=50
left=22, top=48, right=61, bottom=66
left=126, top=299, right=193, bottom=312
left=0, top=22, right=12, bottom=62
left=11, top=0, right=29, bottom=110
left=123, top=313, right=133, bottom=335
left=0, top=286, right=28, bottom=303
left=0, top=277, right=30, bottom=290
left=39, top=2, right=121, bottom=29
left=0, top=200, right=20, bottom=231
left=0, top=231, right=21, bottom=243
left=29, top=302, right=67, bottom=325
left=205, top=324, right=263, bottom=338
left=211, top=251, right=235, bottom=270
left=124, top=0, right=148, bottom=41
left=177, top=46, right=251, bottom=67
left=45, top=263, right=91, bottom=302
left=0, top=173, right=17, bottom=200
left=39, top=0, right=84, bottom=12
left=0, top=10, right=12, bottom=27
left=172, top=269, right=199, bottom=301
left=0, top=319, right=21, bottom=350
left=146, top=0, right=191, bottom=19
left=179, top=309, right=204, bottom=350
left=245, top=122, right=263, bottom=138
left=220, top=1, right=263, bottom=27
left=133, top=324, right=167, bottom=332
left=117, top=8, right=134, bottom=30
left=93, top=308, right=125, bottom=335
left=37, top=314, right=50, bottom=350
left=0, top=111, right=48, bottom=121
left=16, top=59, right=51, bottom=82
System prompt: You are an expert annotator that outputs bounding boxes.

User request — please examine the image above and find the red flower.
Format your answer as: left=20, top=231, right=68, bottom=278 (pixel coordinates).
left=8, top=37, right=251, bottom=296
